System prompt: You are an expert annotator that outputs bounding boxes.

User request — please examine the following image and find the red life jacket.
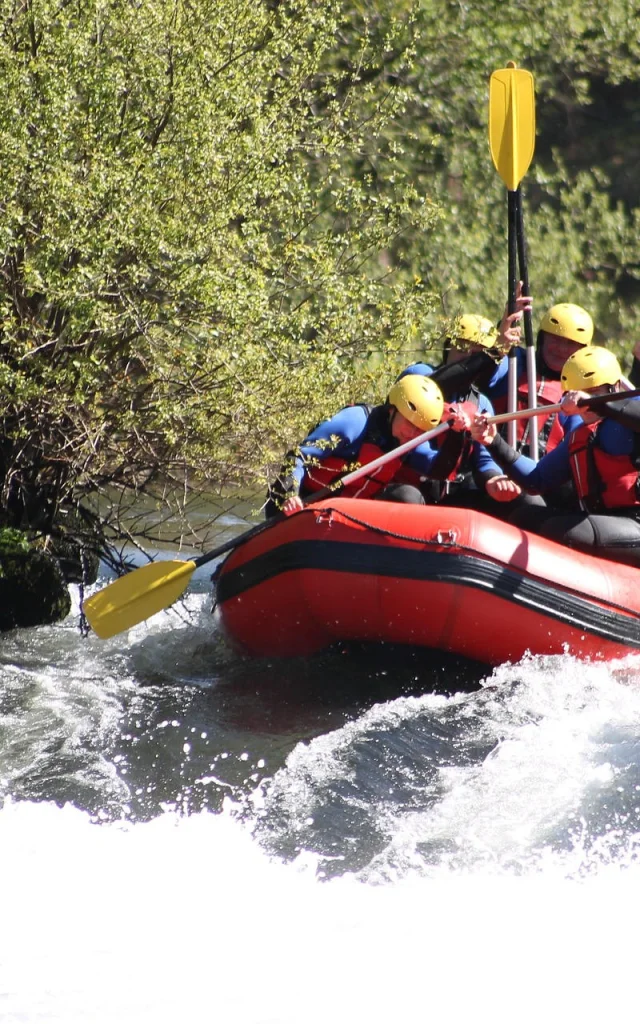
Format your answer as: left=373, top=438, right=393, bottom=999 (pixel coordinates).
left=492, top=376, right=563, bottom=450
left=302, top=441, right=404, bottom=498
left=568, top=421, right=640, bottom=512
left=392, top=398, right=476, bottom=494
left=391, top=460, right=428, bottom=491
left=544, top=410, right=566, bottom=453
left=301, top=406, right=404, bottom=499
left=440, top=398, right=476, bottom=479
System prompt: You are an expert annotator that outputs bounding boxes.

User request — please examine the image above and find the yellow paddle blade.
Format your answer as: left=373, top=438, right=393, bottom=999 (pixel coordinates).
left=489, top=65, right=535, bottom=190
left=83, top=559, right=197, bottom=639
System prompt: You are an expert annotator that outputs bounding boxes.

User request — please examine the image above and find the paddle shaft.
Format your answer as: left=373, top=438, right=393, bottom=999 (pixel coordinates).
left=489, top=63, right=536, bottom=449
left=516, top=189, right=539, bottom=461
left=488, top=387, right=640, bottom=426
left=192, top=420, right=452, bottom=570
left=516, top=193, right=535, bottom=351
left=506, top=188, right=518, bottom=447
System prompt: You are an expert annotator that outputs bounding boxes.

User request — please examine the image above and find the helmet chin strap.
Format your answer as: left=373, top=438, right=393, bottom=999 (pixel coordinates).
left=535, top=347, right=561, bottom=381
left=535, top=331, right=556, bottom=379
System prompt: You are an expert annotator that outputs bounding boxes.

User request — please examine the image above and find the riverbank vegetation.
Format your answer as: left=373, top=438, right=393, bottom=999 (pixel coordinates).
left=1, top=0, right=639, bottom=566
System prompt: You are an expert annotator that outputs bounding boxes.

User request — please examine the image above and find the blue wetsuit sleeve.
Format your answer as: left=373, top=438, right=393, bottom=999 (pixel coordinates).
left=472, top=442, right=503, bottom=482
left=471, top=395, right=502, bottom=482
left=485, top=354, right=508, bottom=395
left=485, top=348, right=526, bottom=399
left=558, top=412, right=582, bottom=436
left=478, top=394, right=494, bottom=416
left=486, top=434, right=573, bottom=493
left=396, top=363, right=434, bottom=380
left=292, top=406, right=369, bottom=487
left=485, top=397, right=640, bottom=494
left=404, top=431, right=463, bottom=477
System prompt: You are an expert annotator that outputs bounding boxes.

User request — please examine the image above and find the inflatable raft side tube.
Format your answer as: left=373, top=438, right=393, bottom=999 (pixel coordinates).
left=216, top=540, right=640, bottom=649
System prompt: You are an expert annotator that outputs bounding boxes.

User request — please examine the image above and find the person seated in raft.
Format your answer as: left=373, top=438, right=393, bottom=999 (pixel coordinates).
left=398, top=311, right=512, bottom=381
left=480, top=297, right=595, bottom=514
left=265, top=375, right=477, bottom=517
left=395, top=312, right=538, bottom=516
left=424, top=294, right=590, bottom=464
left=484, top=299, right=592, bottom=460
left=470, top=346, right=640, bottom=566
left=401, top=292, right=529, bottom=404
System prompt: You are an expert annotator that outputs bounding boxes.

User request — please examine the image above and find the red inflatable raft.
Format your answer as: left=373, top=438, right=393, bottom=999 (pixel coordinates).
left=215, top=498, right=640, bottom=665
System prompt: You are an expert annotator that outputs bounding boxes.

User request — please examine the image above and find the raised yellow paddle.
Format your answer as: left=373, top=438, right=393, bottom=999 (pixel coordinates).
left=489, top=62, right=536, bottom=450
left=489, top=63, right=535, bottom=191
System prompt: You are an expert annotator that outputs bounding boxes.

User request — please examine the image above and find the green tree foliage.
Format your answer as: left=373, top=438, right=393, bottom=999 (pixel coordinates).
left=0, top=0, right=639, bottom=557
left=0, top=0, right=439, bottom=549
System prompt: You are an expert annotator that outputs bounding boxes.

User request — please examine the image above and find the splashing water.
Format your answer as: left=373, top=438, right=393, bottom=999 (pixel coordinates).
left=1, top=575, right=640, bottom=1021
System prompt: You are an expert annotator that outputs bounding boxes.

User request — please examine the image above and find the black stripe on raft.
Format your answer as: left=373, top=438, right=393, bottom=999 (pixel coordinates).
left=216, top=539, right=640, bottom=649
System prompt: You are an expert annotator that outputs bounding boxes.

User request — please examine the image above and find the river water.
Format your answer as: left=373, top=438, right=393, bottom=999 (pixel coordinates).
left=2, top=537, right=640, bottom=1022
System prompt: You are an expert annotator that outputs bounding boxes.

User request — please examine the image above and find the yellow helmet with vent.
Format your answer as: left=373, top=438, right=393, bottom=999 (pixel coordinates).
left=452, top=313, right=499, bottom=349
left=540, top=303, right=593, bottom=346
left=561, top=346, right=621, bottom=391
left=387, top=375, right=444, bottom=430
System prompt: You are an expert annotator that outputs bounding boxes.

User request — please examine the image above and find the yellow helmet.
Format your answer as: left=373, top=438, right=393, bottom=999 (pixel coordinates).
left=451, top=313, right=498, bottom=349
left=561, top=346, right=622, bottom=391
left=540, top=303, right=594, bottom=345
left=387, top=375, right=444, bottom=430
